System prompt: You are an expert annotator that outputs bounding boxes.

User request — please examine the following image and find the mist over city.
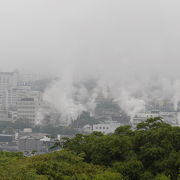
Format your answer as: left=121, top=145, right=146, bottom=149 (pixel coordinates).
left=0, top=1, right=179, bottom=179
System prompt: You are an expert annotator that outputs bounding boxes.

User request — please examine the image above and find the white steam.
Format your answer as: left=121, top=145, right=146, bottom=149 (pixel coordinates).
left=40, top=69, right=180, bottom=126
left=117, top=90, right=145, bottom=123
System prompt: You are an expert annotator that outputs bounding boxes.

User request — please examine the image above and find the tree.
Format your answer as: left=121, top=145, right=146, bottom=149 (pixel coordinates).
left=113, top=160, right=144, bottom=180
left=115, top=125, right=134, bottom=136
left=136, top=117, right=169, bottom=130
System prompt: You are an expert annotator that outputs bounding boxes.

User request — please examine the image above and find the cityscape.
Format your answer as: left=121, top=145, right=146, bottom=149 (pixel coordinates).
left=0, top=70, right=179, bottom=155
left=0, top=0, right=180, bottom=179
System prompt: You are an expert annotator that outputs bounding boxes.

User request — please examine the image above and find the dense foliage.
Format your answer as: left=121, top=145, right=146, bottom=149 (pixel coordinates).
left=63, top=118, right=180, bottom=180
left=0, top=150, right=122, bottom=180
left=0, top=117, right=179, bottom=180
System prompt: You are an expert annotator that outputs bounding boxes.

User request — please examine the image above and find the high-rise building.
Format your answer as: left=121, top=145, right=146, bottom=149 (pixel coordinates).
left=0, top=72, right=18, bottom=109
left=17, top=98, right=41, bottom=127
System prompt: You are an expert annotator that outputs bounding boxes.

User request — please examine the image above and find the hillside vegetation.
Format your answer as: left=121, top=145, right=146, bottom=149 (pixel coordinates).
left=0, top=117, right=179, bottom=180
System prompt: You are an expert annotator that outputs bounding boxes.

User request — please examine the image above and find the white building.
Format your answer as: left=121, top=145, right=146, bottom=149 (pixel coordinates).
left=2, top=87, right=41, bottom=110
left=132, top=111, right=180, bottom=127
left=92, top=121, right=121, bottom=134
left=160, top=112, right=179, bottom=125
left=82, top=124, right=92, bottom=134
left=0, top=72, right=18, bottom=91
left=0, top=72, right=18, bottom=109
left=17, top=98, right=41, bottom=126
left=132, top=112, right=160, bottom=127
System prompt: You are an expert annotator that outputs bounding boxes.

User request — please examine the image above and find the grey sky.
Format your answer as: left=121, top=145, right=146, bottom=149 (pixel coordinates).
left=0, top=0, right=180, bottom=78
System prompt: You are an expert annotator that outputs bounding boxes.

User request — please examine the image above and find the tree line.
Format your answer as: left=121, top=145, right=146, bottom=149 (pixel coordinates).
left=0, top=117, right=179, bottom=180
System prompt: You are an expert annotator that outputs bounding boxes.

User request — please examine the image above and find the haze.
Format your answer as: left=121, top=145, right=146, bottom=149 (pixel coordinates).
left=0, top=0, right=180, bottom=79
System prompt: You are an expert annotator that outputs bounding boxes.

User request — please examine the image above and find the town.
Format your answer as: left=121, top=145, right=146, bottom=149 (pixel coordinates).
left=0, top=71, right=179, bottom=156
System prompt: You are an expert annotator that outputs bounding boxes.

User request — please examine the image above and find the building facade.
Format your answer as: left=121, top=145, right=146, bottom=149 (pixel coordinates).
left=92, top=121, right=121, bottom=134
left=17, top=98, right=40, bottom=126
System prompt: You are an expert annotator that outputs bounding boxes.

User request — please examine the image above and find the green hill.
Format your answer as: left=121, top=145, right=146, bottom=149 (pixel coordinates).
left=0, top=117, right=179, bottom=180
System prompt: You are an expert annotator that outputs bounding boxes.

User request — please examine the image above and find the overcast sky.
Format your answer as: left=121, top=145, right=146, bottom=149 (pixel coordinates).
left=0, top=0, right=180, bottom=78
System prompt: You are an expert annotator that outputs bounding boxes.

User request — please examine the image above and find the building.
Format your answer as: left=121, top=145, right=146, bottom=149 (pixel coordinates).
left=132, top=112, right=160, bottom=127
left=82, top=124, right=92, bottom=134
left=146, top=100, right=174, bottom=112
left=18, top=134, right=54, bottom=153
left=8, top=111, right=17, bottom=122
left=0, top=72, right=18, bottom=92
left=92, top=121, right=121, bottom=134
left=17, top=98, right=40, bottom=126
left=0, top=72, right=18, bottom=109
left=160, top=112, right=179, bottom=125
left=0, top=134, right=14, bottom=143
left=94, top=95, right=130, bottom=125
left=132, top=111, right=180, bottom=127
left=0, top=110, right=12, bottom=122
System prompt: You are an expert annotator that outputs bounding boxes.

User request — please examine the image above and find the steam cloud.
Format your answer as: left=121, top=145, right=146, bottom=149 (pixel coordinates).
left=41, top=69, right=180, bottom=125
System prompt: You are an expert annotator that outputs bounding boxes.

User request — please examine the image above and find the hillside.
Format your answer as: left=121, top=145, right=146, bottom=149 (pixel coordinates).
left=0, top=117, right=179, bottom=180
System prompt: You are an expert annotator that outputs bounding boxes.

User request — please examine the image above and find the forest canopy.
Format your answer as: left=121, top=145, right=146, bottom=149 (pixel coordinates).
left=0, top=117, right=179, bottom=180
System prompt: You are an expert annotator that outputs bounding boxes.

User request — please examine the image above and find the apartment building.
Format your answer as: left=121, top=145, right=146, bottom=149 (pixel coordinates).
left=17, top=98, right=40, bottom=126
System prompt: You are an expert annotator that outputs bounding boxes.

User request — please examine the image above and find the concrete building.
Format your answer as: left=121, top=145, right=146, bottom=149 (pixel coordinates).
left=18, top=134, right=54, bottom=153
left=160, top=112, right=179, bottom=125
left=0, top=72, right=18, bottom=109
left=0, top=134, right=14, bottom=143
left=132, top=111, right=180, bottom=127
left=17, top=98, right=40, bottom=126
left=94, top=95, right=130, bottom=125
left=0, top=110, right=11, bottom=122
left=7, top=111, right=17, bottom=122
left=132, top=112, right=160, bottom=127
left=82, top=124, right=92, bottom=134
left=0, top=72, right=18, bottom=91
left=6, top=88, right=19, bottom=109
left=92, top=121, right=121, bottom=134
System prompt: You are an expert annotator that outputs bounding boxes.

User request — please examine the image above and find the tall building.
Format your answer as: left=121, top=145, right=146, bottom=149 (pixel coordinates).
left=17, top=98, right=41, bottom=127
left=0, top=72, right=18, bottom=91
left=0, top=72, right=18, bottom=109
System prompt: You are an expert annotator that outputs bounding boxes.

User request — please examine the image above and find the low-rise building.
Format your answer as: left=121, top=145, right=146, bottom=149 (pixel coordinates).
left=159, top=112, right=178, bottom=125
left=0, top=134, right=14, bottom=143
left=82, top=124, right=92, bottom=134
left=132, top=111, right=180, bottom=127
left=18, top=134, right=54, bottom=153
left=92, top=121, right=121, bottom=134
left=132, top=112, right=160, bottom=127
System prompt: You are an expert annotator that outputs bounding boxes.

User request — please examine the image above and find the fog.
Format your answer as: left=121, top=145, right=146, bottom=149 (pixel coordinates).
left=1, top=0, right=180, bottom=123
left=0, top=0, right=180, bottom=76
